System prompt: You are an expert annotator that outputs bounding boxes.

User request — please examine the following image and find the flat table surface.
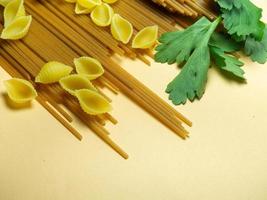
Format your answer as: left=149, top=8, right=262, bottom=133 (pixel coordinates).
left=1, top=1, right=267, bottom=199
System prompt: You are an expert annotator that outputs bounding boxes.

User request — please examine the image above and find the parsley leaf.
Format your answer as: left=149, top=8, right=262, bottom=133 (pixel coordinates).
left=216, top=0, right=242, bottom=10
left=218, top=0, right=265, bottom=40
left=209, top=32, right=245, bottom=79
left=216, top=0, right=266, bottom=63
left=210, top=47, right=245, bottom=79
left=244, top=26, right=267, bottom=64
left=209, top=32, right=241, bottom=52
left=154, top=0, right=266, bottom=105
left=166, top=44, right=210, bottom=105
left=155, top=17, right=214, bottom=65
left=155, top=17, right=221, bottom=105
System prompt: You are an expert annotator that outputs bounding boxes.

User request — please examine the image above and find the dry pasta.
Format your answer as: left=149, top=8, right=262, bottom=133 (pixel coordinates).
left=4, top=78, right=37, bottom=103
left=1, top=15, right=32, bottom=40
left=65, top=0, right=77, bottom=3
left=0, top=0, right=195, bottom=158
left=75, top=89, right=112, bottom=115
left=91, top=3, right=114, bottom=27
left=74, top=56, right=104, bottom=80
left=35, top=61, right=73, bottom=84
left=152, top=0, right=216, bottom=19
left=75, top=2, right=92, bottom=14
left=103, top=0, right=118, bottom=4
left=111, top=14, right=133, bottom=44
left=77, top=0, right=101, bottom=10
left=0, top=0, right=10, bottom=7
left=59, top=74, right=97, bottom=96
left=132, top=25, right=158, bottom=49
left=4, top=0, right=25, bottom=27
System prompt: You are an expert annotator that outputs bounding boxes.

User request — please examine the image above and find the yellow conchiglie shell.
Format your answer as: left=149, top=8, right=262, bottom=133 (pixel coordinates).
left=1, top=15, right=32, bottom=40
left=4, top=78, right=37, bottom=103
left=75, top=89, right=112, bottom=115
left=132, top=25, right=158, bottom=49
left=35, top=61, right=73, bottom=84
left=59, top=74, right=97, bottom=96
left=65, top=0, right=76, bottom=3
left=111, top=14, right=133, bottom=44
left=75, top=2, right=93, bottom=14
left=0, top=0, right=10, bottom=7
left=4, top=0, right=25, bottom=27
left=103, top=0, right=118, bottom=4
left=77, top=0, right=101, bottom=10
left=91, top=3, right=114, bottom=27
left=74, top=56, right=104, bottom=80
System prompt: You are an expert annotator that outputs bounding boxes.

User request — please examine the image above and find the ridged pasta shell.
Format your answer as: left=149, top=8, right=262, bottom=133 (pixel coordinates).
left=75, top=89, right=112, bottom=115
left=103, top=0, right=118, bottom=4
left=0, top=0, right=10, bottom=7
left=4, top=0, right=25, bottom=27
left=35, top=61, right=73, bottom=84
left=77, top=0, right=101, bottom=10
left=1, top=15, right=32, bottom=40
left=132, top=25, right=158, bottom=49
left=65, top=0, right=76, bottom=3
left=75, top=2, right=93, bottom=14
left=111, top=14, right=133, bottom=44
left=91, top=3, right=114, bottom=27
left=4, top=78, right=37, bottom=103
left=59, top=74, right=97, bottom=96
left=74, top=56, right=104, bottom=80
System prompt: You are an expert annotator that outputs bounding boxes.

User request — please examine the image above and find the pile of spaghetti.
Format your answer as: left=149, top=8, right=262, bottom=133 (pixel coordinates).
left=2, top=0, right=263, bottom=158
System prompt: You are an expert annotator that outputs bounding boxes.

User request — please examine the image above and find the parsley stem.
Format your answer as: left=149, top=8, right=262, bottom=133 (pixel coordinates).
left=203, top=16, right=222, bottom=44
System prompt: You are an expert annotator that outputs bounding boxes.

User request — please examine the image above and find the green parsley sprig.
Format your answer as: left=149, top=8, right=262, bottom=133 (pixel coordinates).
left=155, top=0, right=267, bottom=105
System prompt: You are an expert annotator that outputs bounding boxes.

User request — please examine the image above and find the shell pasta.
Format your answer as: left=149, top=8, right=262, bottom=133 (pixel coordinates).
left=1, top=0, right=32, bottom=40
left=35, top=61, right=73, bottom=84
left=59, top=74, right=97, bottom=96
left=74, top=56, right=104, bottom=80
left=4, top=78, right=37, bottom=103
left=77, top=0, right=101, bottom=10
left=103, top=0, right=118, bottom=4
left=111, top=14, right=133, bottom=44
left=132, top=25, right=158, bottom=49
left=75, top=89, right=112, bottom=115
left=1, top=15, right=32, bottom=40
left=0, top=0, right=9, bottom=7
left=75, top=2, right=92, bottom=14
left=3, top=0, right=25, bottom=27
left=91, top=3, right=114, bottom=27
left=35, top=58, right=109, bottom=116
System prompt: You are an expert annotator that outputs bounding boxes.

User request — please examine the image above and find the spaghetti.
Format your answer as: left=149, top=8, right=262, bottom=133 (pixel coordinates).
left=0, top=0, right=211, bottom=158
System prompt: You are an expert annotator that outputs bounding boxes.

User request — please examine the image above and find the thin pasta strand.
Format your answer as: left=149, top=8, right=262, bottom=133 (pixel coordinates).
left=24, top=2, right=191, bottom=132
left=37, top=95, right=83, bottom=141
left=0, top=0, right=212, bottom=158
left=1, top=25, right=128, bottom=158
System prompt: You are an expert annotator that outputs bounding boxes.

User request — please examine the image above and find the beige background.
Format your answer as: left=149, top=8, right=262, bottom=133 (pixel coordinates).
left=1, top=1, right=267, bottom=199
